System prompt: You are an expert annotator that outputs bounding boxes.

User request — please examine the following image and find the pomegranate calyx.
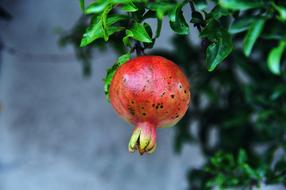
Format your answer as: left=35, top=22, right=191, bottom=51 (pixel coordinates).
left=128, top=122, right=157, bottom=155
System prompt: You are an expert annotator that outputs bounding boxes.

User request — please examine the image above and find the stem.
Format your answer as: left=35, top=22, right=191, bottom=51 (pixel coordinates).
left=128, top=12, right=145, bottom=57
left=134, top=41, right=145, bottom=56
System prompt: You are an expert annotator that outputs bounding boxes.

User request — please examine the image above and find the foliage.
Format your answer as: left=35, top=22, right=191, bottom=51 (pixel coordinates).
left=60, top=0, right=286, bottom=189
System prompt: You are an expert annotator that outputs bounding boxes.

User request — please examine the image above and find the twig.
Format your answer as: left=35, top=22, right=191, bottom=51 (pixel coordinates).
left=133, top=41, right=145, bottom=56
left=189, top=0, right=202, bottom=32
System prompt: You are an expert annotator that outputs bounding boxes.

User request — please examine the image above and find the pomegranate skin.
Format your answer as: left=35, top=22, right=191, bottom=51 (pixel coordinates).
left=109, top=56, right=191, bottom=154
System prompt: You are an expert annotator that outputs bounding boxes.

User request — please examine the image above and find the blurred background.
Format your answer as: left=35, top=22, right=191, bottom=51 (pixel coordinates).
left=0, top=1, right=285, bottom=190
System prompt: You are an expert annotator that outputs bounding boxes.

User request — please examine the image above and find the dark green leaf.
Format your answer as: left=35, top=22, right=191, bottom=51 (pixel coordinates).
left=261, top=20, right=286, bottom=40
left=210, top=5, right=230, bottom=20
left=79, top=0, right=85, bottom=12
left=242, top=164, right=261, bottom=179
left=190, top=11, right=204, bottom=24
left=169, top=2, right=189, bottom=35
left=229, top=17, right=256, bottom=34
left=219, top=0, right=264, bottom=10
left=104, top=53, right=131, bottom=101
left=267, top=41, right=286, bottom=75
left=143, top=22, right=154, bottom=49
left=156, top=18, right=163, bottom=38
left=201, top=19, right=233, bottom=71
left=243, top=18, right=265, bottom=57
left=238, top=149, right=247, bottom=165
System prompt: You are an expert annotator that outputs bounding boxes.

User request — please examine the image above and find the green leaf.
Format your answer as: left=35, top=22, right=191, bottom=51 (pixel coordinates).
left=101, top=4, right=114, bottom=41
left=104, top=53, right=131, bottom=101
left=243, top=18, right=265, bottom=57
left=156, top=18, right=162, bottom=38
left=190, top=11, right=204, bottom=24
left=121, top=2, right=138, bottom=12
left=194, top=0, right=207, bottom=11
left=219, top=0, right=264, bottom=10
left=242, top=164, right=261, bottom=179
left=272, top=3, right=286, bottom=21
left=123, top=30, right=133, bottom=47
left=85, top=1, right=109, bottom=14
left=210, top=5, right=230, bottom=20
left=169, top=1, right=189, bottom=35
left=238, top=149, right=247, bottom=165
left=143, top=22, right=155, bottom=49
left=128, top=22, right=153, bottom=43
left=267, top=41, right=286, bottom=75
left=80, top=15, right=127, bottom=47
left=143, top=22, right=153, bottom=39
left=201, top=19, right=233, bottom=71
left=147, top=2, right=176, bottom=20
left=79, top=0, right=85, bottom=12
left=229, top=17, right=256, bottom=34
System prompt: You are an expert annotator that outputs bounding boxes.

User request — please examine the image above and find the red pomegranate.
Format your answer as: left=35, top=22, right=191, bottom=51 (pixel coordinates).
left=109, top=56, right=191, bottom=155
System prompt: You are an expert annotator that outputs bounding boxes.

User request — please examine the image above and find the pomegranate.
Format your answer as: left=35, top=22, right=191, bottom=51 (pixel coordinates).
left=109, top=56, right=191, bottom=154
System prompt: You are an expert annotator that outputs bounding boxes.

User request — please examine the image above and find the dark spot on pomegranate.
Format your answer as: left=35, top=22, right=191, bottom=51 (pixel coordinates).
left=131, top=101, right=135, bottom=104
left=160, top=105, right=163, bottom=109
left=152, top=104, right=155, bottom=107
left=128, top=106, right=135, bottom=116
left=179, top=84, right=182, bottom=89
left=184, top=90, right=187, bottom=94
left=171, top=95, right=175, bottom=99
left=160, top=92, right=165, bottom=97
left=142, top=113, right=146, bottom=116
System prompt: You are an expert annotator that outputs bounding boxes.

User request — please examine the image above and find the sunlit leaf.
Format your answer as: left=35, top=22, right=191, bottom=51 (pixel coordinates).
left=243, top=18, right=265, bottom=57
left=125, top=22, right=153, bottom=44
left=121, top=2, right=138, bottom=12
left=219, top=0, right=264, bottom=10
left=80, top=15, right=127, bottom=47
left=267, top=41, right=286, bottom=75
